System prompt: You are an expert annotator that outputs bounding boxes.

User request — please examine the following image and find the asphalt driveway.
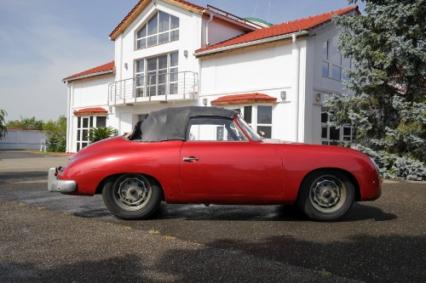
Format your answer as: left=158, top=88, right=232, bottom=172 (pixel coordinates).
left=0, top=151, right=425, bottom=282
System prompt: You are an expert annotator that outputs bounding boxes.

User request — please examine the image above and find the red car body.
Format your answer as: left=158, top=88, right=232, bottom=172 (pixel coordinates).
left=57, top=134, right=381, bottom=205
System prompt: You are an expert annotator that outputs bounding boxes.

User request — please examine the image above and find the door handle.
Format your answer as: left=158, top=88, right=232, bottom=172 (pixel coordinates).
left=183, top=156, right=199, bottom=162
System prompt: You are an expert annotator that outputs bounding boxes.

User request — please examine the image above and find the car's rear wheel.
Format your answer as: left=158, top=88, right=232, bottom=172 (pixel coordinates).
left=102, top=174, right=162, bottom=220
left=297, top=170, right=355, bottom=221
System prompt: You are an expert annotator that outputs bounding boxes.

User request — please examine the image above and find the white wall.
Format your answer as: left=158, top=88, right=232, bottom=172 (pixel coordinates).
left=205, top=17, right=246, bottom=46
left=114, top=1, right=203, bottom=83
left=66, top=75, right=113, bottom=152
left=0, top=129, right=46, bottom=150
left=311, top=24, right=346, bottom=95
left=305, top=23, right=348, bottom=144
left=71, top=75, right=112, bottom=108
left=200, top=43, right=295, bottom=96
left=199, top=40, right=308, bottom=142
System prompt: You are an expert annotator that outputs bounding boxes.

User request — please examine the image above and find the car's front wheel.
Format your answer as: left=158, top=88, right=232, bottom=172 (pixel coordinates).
left=102, top=174, right=162, bottom=220
left=297, top=170, right=355, bottom=221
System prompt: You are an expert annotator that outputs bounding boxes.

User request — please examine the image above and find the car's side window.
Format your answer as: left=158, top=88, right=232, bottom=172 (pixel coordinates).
left=187, top=117, right=247, bottom=142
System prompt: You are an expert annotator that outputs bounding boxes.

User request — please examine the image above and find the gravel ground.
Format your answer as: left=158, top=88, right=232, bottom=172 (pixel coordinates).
left=0, top=151, right=425, bottom=282
left=0, top=201, right=356, bottom=283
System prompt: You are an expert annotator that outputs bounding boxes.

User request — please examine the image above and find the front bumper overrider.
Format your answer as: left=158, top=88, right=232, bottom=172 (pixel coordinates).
left=47, top=167, right=76, bottom=193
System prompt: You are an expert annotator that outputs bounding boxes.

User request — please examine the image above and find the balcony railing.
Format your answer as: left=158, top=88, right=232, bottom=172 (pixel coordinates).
left=108, top=71, right=198, bottom=106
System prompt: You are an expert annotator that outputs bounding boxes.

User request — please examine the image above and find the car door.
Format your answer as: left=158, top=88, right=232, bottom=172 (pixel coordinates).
left=180, top=117, right=284, bottom=202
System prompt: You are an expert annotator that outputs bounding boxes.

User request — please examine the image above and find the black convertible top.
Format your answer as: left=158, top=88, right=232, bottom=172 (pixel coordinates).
left=137, top=106, right=237, bottom=142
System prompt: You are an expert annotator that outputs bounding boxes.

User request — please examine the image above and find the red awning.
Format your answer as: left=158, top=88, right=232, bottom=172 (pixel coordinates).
left=73, top=107, right=108, bottom=116
left=211, top=93, right=277, bottom=106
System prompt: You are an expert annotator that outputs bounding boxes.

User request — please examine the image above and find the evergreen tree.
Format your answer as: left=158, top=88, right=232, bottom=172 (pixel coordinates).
left=326, top=0, right=426, bottom=180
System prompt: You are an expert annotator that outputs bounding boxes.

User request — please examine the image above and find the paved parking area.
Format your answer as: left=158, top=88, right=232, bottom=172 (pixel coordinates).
left=0, top=151, right=425, bottom=282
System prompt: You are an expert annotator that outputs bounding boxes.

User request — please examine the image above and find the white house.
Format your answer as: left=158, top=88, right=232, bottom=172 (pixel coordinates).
left=63, top=0, right=358, bottom=153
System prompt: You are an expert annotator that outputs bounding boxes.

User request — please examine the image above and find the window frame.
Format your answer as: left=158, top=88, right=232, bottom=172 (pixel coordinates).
left=134, top=51, right=179, bottom=97
left=229, top=104, right=273, bottom=139
left=321, top=37, right=351, bottom=82
left=135, top=10, right=180, bottom=50
left=185, top=117, right=248, bottom=143
left=320, top=108, right=353, bottom=145
left=76, top=115, right=107, bottom=151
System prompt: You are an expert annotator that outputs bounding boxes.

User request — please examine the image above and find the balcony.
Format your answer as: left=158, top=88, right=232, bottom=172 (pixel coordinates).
left=108, top=71, right=198, bottom=106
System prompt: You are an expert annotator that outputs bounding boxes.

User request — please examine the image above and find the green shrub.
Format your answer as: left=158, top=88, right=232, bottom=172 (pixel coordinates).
left=0, top=109, right=6, bottom=139
left=89, top=127, right=118, bottom=143
left=43, top=116, right=66, bottom=152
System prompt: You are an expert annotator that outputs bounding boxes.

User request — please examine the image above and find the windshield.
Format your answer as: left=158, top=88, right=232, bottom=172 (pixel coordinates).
left=237, top=117, right=262, bottom=141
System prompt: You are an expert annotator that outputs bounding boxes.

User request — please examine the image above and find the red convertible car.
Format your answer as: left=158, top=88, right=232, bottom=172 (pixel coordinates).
left=48, top=106, right=381, bottom=221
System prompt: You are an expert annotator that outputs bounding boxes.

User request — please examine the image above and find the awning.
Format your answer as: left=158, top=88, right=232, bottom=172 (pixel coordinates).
left=73, top=107, right=108, bottom=116
left=211, top=93, right=277, bottom=106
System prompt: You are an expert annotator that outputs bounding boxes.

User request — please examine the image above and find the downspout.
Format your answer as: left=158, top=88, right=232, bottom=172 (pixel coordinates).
left=66, top=83, right=73, bottom=153
left=292, top=33, right=300, bottom=142
left=65, top=82, right=70, bottom=152
left=205, top=13, right=214, bottom=46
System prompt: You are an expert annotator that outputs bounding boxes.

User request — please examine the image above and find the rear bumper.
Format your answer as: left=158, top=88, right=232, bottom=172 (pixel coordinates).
left=47, top=167, right=76, bottom=193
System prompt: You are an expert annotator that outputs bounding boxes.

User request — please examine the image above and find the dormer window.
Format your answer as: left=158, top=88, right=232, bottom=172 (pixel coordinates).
left=136, top=11, right=179, bottom=49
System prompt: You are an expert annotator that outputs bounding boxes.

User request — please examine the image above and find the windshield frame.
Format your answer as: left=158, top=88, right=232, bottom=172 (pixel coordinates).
left=235, top=116, right=262, bottom=141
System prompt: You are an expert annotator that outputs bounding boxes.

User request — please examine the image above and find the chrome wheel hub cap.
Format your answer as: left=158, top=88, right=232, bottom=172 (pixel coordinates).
left=309, top=176, right=346, bottom=213
left=114, top=177, right=152, bottom=211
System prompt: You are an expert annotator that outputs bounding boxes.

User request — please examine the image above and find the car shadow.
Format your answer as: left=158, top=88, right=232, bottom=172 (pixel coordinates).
left=153, top=203, right=397, bottom=222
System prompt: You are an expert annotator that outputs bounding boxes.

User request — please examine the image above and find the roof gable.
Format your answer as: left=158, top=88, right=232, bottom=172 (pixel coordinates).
left=109, top=0, right=204, bottom=40
left=196, top=5, right=358, bottom=56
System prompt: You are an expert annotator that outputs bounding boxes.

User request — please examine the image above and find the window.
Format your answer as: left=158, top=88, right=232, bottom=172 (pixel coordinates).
left=230, top=105, right=273, bottom=139
left=321, top=107, right=353, bottom=145
left=243, top=106, right=252, bottom=124
left=135, top=60, right=145, bottom=97
left=134, top=51, right=178, bottom=97
left=76, top=115, right=107, bottom=151
left=321, top=37, right=348, bottom=81
left=187, top=118, right=246, bottom=142
left=136, top=11, right=179, bottom=50
left=331, top=65, right=342, bottom=81
left=96, top=116, right=107, bottom=128
left=257, top=106, right=272, bottom=138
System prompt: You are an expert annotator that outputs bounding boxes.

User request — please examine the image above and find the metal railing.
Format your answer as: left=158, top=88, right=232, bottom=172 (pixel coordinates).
left=108, top=71, right=198, bottom=105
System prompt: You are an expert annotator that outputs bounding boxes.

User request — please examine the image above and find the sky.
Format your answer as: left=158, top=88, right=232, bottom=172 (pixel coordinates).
left=0, top=0, right=357, bottom=121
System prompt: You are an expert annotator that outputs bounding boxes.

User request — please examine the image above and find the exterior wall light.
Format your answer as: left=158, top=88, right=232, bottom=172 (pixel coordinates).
left=202, top=98, right=208, bottom=106
left=124, top=63, right=128, bottom=70
left=280, top=91, right=287, bottom=101
left=315, top=93, right=322, bottom=104
left=184, top=50, right=189, bottom=58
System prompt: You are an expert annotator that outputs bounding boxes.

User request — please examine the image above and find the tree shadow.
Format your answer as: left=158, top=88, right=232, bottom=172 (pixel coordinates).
left=178, top=234, right=425, bottom=282
left=1, top=234, right=423, bottom=282
left=0, top=255, right=145, bottom=282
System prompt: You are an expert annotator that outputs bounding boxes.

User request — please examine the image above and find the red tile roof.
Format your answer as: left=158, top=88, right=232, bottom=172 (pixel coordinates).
left=64, top=61, right=115, bottom=82
left=211, top=93, right=277, bottom=106
left=73, top=107, right=108, bottom=116
left=196, top=5, right=358, bottom=55
left=110, top=0, right=205, bottom=40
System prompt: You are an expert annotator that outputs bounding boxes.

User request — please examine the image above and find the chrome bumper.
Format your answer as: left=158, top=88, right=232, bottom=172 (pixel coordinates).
left=47, top=167, right=76, bottom=193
